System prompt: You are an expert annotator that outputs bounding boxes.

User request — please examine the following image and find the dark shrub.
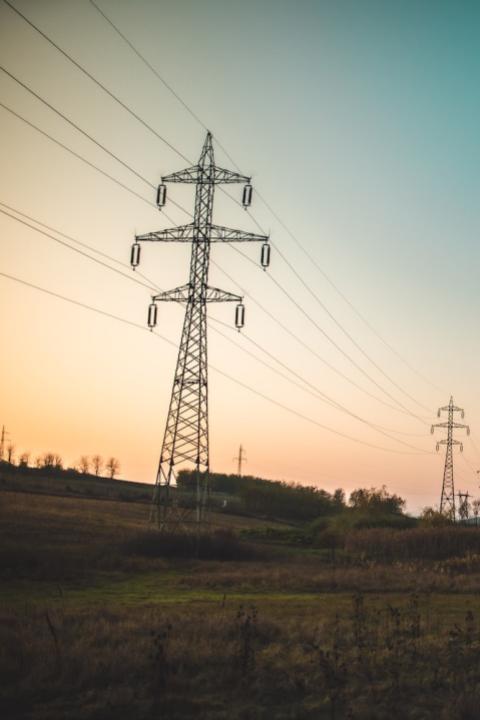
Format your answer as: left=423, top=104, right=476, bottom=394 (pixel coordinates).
left=123, top=528, right=257, bottom=561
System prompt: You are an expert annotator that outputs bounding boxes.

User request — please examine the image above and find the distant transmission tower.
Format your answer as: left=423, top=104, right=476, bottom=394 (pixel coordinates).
left=431, top=396, right=470, bottom=521
left=234, top=444, right=247, bottom=477
left=0, top=425, right=9, bottom=462
left=457, top=491, right=471, bottom=523
left=132, top=132, right=270, bottom=528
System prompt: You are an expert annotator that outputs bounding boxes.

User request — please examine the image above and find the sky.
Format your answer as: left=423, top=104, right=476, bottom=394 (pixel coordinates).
left=1, top=0, right=480, bottom=513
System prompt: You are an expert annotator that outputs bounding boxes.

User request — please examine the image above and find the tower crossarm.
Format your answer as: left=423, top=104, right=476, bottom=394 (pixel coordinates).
left=436, top=439, right=463, bottom=447
left=205, top=286, right=242, bottom=303
left=152, top=285, right=191, bottom=303
left=439, top=403, right=465, bottom=414
left=136, top=224, right=195, bottom=242
left=162, top=165, right=250, bottom=185
left=152, top=285, right=242, bottom=304
left=136, top=224, right=268, bottom=244
left=139, top=132, right=268, bottom=530
left=209, top=225, right=268, bottom=243
left=431, top=421, right=470, bottom=434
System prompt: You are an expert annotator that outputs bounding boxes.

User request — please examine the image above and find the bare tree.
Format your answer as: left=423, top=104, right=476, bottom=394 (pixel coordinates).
left=42, top=453, right=56, bottom=469
left=79, top=456, right=90, bottom=475
left=39, top=453, right=63, bottom=470
left=473, top=499, right=480, bottom=526
left=91, top=454, right=103, bottom=476
left=6, top=444, right=15, bottom=465
left=18, top=452, right=30, bottom=467
left=105, top=457, right=120, bottom=479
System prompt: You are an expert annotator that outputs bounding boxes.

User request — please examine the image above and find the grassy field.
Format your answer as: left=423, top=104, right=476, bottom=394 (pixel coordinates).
left=2, top=490, right=480, bottom=719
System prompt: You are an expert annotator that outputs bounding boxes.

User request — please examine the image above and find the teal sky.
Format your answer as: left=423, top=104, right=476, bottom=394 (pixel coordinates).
left=1, top=0, right=480, bottom=512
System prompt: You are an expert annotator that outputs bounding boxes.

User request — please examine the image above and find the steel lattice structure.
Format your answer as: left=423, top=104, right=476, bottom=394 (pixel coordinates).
left=133, top=132, right=268, bottom=528
left=431, top=396, right=470, bottom=521
left=457, top=491, right=471, bottom=523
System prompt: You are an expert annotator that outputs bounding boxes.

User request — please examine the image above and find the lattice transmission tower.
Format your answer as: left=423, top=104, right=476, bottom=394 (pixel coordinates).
left=234, top=444, right=247, bottom=477
left=431, top=396, right=470, bottom=521
left=457, top=491, right=471, bottom=523
left=131, top=132, right=270, bottom=528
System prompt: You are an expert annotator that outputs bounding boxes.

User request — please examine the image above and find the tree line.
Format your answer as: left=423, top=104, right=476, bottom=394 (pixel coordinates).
left=0, top=450, right=121, bottom=479
left=177, top=470, right=405, bottom=524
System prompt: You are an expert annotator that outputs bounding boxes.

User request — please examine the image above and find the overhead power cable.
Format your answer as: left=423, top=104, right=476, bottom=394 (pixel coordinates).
left=2, top=1, right=246, bottom=220
left=0, top=206, right=158, bottom=292
left=211, top=318, right=429, bottom=450
left=229, top=243, right=428, bottom=424
left=0, top=101, right=159, bottom=214
left=88, top=0, right=244, bottom=177
left=253, top=194, right=444, bottom=394
left=0, top=65, right=425, bottom=423
left=210, top=258, right=426, bottom=419
left=4, top=0, right=432, bottom=417
left=0, top=66, right=191, bottom=219
left=86, top=0, right=441, bottom=397
left=3, top=0, right=433, bottom=425
left=0, top=269, right=432, bottom=456
left=1, top=198, right=427, bottom=448
left=460, top=451, right=479, bottom=477
left=0, top=75, right=427, bottom=426
left=3, top=0, right=191, bottom=164
left=0, top=200, right=162, bottom=291
left=0, top=195, right=428, bottom=450
left=469, top=436, right=480, bottom=464
left=269, top=238, right=431, bottom=412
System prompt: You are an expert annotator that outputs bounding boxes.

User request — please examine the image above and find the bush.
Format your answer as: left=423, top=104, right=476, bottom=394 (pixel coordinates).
left=123, top=529, right=257, bottom=561
left=345, top=526, right=480, bottom=562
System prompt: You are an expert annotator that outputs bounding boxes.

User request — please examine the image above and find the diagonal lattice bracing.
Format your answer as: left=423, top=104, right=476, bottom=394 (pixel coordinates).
left=431, top=396, right=470, bottom=522
left=133, top=132, right=269, bottom=529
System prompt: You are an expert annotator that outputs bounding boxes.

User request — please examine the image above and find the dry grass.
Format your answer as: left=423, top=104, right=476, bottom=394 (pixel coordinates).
left=4, top=490, right=480, bottom=718
left=3, top=595, right=480, bottom=719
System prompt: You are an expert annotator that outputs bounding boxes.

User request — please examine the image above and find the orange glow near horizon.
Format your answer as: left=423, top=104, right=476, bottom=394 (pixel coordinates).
left=2, top=0, right=480, bottom=516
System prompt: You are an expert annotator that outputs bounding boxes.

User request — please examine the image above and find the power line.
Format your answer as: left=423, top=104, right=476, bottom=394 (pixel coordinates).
left=469, top=436, right=480, bottom=463
left=0, top=65, right=192, bottom=219
left=0, top=65, right=152, bottom=189
left=210, top=257, right=426, bottom=419
left=253, top=193, right=444, bottom=395
left=0, top=72, right=423, bottom=422
left=0, top=200, right=162, bottom=291
left=86, top=0, right=441, bottom=397
left=211, top=318, right=430, bottom=452
left=0, top=269, right=431, bottom=456
left=2, top=2, right=433, bottom=426
left=2, top=0, right=248, bottom=222
left=88, top=0, right=243, bottom=176
left=269, top=238, right=431, bottom=412
left=5, top=0, right=433, bottom=417
left=0, top=206, right=158, bottom=292
left=1, top=197, right=428, bottom=450
left=229, top=243, right=428, bottom=424
left=0, top=101, right=158, bottom=213
left=3, top=0, right=191, bottom=164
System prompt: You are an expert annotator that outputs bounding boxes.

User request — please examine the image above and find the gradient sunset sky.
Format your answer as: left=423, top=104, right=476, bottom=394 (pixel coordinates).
left=1, top=0, right=480, bottom=513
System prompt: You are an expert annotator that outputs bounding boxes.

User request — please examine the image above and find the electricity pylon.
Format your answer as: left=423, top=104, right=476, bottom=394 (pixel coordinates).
left=132, top=132, right=269, bottom=529
left=234, top=444, right=247, bottom=477
left=457, top=491, right=471, bottom=523
left=431, top=396, right=470, bottom=521
left=0, top=425, right=9, bottom=462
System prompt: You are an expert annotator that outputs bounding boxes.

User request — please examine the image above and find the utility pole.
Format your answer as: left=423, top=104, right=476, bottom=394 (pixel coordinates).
left=457, top=491, right=471, bottom=523
left=234, top=444, right=247, bottom=477
left=132, top=132, right=269, bottom=529
left=431, top=396, right=470, bottom=521
left=0, top=425, right=9, bottom=462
